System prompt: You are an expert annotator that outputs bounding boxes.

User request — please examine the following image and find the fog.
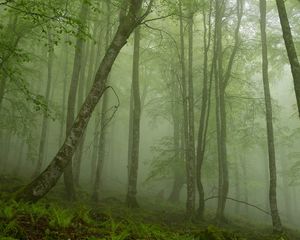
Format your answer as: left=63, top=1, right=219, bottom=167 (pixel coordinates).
left=0, top=0, right=300, bottom=239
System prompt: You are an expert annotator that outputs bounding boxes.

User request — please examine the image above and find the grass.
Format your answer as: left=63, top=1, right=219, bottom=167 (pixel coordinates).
left=0, top=176, right=299, bottom=240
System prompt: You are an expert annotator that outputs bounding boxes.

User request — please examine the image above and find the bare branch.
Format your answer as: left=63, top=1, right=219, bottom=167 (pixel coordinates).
left=205, top=196, right=270, bottom=215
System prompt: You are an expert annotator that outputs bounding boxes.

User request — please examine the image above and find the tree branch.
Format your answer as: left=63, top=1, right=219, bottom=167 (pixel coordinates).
left=205, top=195, right=270, bottom=215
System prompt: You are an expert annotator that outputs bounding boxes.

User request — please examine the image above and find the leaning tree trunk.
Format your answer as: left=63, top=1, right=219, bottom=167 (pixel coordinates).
left=275, top=0, right=300, bottom=117
left=126, top=26, right=141, bottom=208
left=15, top=1, right=145, bottom=202
left=259, top=0, right=282, bottom=233
left=33, top=29, right=54, bottom=176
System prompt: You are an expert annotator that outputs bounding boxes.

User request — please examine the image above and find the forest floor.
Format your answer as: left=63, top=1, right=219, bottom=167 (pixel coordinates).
left=0, top=175, right=299, bottom=240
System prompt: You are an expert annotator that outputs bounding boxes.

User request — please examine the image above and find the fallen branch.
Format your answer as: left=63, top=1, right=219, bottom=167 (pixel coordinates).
left=205, top=195, right=270, bottom=215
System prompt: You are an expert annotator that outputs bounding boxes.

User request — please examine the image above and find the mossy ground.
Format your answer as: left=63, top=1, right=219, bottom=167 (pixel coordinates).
left=0, top=175, right=299, bottom=240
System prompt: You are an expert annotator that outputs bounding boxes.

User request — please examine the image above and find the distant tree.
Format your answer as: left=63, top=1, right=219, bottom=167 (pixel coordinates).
left=92, top=0, right=112, bottom=202
left=196, top=0, right=213, bottom=220
left=33, top=28, right=54, bottom=177
left=259, top=0, right=282, bottom=233
left=64, top=0, right=89, bottom=201
left=126, top=25, right=141, bottom=208
left=178, top=0, right=195, bottom=218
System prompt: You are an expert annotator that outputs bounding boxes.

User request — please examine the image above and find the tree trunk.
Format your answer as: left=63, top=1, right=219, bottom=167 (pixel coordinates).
left=33, top=29, right=54, bottom=176
left=126, top=26, right=141, bottom=208
left=234, top=157, right=240, bottom=215
left=92, top=91, right=109, bottom=201
left=240, top=154, right=249, bottom=216
left=196, top=3, right=212, bottom=220
left=58, top=38, right=69, bottom=147
left=92, top=1, right=112, bottom=202
left=186, top=3, right=196, bottom=219
left=276, top=0, right=300, bottom=117
left=168, top=66, right=184, bottom=203
left=64, top=0, right=89, bottom=200
left=127, top=87, right=134, bottom=178
left=89, top=21, right=103, bottom=185
left=215, top=0, right=243, bottom=223
left=214, top=0, right=227, bottom=223
left=259, top=0, right=282, bottom=233
left=178, top=1, right=195, bottom=218
left=16, top=1, right=144, bottom=202
left=74, top=40, right=90, bottom=187
left=168, top=169, right=185, bottom=203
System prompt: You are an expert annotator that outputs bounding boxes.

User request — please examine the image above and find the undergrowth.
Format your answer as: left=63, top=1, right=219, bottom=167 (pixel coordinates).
left=0, top=198, right=295, bottom=240
left=0, top=177, right=298, bottom=240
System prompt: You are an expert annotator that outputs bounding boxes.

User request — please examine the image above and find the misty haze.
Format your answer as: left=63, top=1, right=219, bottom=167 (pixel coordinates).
left=0, top=0, right=300, bottom=239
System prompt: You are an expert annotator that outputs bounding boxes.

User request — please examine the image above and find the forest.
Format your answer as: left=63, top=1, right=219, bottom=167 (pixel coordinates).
left=0, top=0, right=300, bottom=239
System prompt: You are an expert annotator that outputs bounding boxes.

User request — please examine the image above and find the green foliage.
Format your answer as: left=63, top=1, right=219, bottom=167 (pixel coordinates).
left=48, top=207, right=74, bottom=228
left=1, top=220, right=22, bottom=238
left=0, top=205, right=16, bottom=220
left=73, top=204, right=95, bottom=225
left=0, top=197, right=299, bottom=240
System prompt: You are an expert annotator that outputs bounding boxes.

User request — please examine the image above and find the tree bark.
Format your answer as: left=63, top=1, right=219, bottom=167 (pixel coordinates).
left=259, top=0, right=282, bottom=233
left=16, top=0, right=145, bottom=202
left=126, top=26, right=141, bottom=208
left=276, top=0, right=300, bottom=117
